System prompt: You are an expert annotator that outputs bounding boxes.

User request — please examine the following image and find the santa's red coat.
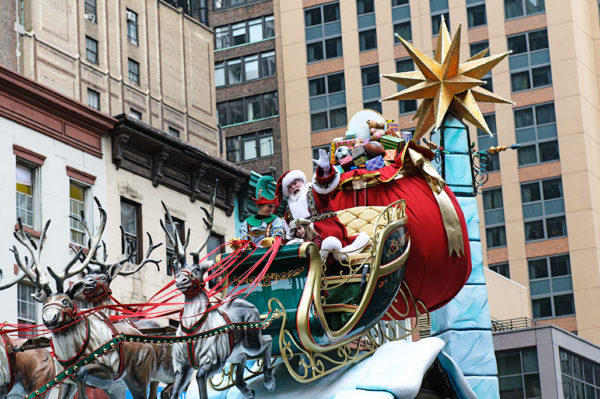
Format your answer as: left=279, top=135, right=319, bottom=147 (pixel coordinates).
left=331, top=169, right=471, bottom=318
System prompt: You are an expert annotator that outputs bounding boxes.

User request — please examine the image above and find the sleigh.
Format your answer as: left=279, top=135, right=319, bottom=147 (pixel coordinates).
left=217, top=200, right=411, bottom=382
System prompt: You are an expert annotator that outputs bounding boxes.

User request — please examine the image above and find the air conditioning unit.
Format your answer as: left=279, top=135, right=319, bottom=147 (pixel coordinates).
left=126, top=10, right=136, bottom=21
left=84, top=13, right=96, bottom=23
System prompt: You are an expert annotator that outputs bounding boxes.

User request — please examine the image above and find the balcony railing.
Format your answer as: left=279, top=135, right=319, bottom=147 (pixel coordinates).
left=492, top=317, right=538, bottom=332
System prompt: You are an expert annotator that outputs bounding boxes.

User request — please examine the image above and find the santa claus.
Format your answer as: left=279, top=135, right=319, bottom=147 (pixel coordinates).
left=277, top=149, right=370, bottom=261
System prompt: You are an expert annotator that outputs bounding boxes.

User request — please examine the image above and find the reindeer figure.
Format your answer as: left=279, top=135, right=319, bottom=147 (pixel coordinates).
left=161, top=189, right=276, bottom=399
left=0, top=273, right=56, bottom=399
left=2, top=200, right=167, bottom=399
left=76, top=228, right=175, bottom=399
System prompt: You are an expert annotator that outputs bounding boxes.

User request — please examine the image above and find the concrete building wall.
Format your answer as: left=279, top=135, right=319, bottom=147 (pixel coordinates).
left=485, top=268, right=531, bottom=321
left=3, top=0, right=218, bottom=155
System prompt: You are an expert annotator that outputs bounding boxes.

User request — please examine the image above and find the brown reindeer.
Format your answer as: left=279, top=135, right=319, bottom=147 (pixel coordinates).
left=2, top=200, right=170, bottom=399
left=0, top=273, right=56, bottom=399
left=161, top=194, right=275, bottom=399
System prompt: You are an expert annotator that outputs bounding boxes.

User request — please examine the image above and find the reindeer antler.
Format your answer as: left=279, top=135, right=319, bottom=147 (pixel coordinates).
left=190, top=179, right=218, bottom=259
left=118, top=233, right=162, bottom=276
left=48, top=197, right=107, bottom=293
left=160, top=202, right=189, bottom=274
left=0, top=267, right=26, bottom=290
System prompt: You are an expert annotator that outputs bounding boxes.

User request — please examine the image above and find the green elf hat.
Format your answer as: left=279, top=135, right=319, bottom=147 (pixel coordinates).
left=252, top=176, right=278, bottom=205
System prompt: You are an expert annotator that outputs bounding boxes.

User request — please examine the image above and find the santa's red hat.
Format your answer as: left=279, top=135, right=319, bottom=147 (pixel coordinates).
left=276, top=170, right=307, bottom=201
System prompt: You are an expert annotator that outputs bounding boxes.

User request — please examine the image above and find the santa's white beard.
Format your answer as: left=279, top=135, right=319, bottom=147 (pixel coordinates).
left=287, top=183, right=311, bottom=220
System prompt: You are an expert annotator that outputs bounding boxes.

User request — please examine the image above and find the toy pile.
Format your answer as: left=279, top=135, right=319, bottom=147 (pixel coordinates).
left=330, top=117, right=412, bottom=173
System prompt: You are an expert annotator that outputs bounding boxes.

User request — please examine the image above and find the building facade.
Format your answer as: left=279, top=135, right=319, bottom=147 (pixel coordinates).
left=208, top=0, right=285, bottom=176
left=494, top=324, right=600, bottom=398
left=0, top=0, right=218, bottom=154
left=274, top=0, right=600, bottom=345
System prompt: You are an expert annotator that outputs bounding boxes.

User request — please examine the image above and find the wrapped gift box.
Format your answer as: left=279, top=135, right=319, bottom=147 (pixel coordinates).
left=365, top=155, right=385, bottom=171
left=380, top=135, right=404, bottom=151
left=386, top=121, right=399, bottom=133
left=331, top=139, right=362, bottom=164
left=351, top=145, right=368, bottom=164
left=340, top=155, right=354, bottom=171
left=383, top=149, right=397, bottom=162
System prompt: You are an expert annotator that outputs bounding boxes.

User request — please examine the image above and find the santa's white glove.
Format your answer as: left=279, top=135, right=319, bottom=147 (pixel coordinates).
left=312, top=149, right=331, bottom=174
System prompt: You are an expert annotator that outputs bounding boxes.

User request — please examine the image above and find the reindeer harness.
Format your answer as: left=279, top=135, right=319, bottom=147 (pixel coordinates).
left=48, top=310, right=125, bottom=381
left=82, top=276, right=112, bottom=303
left=0, top=332, right=16, bottom=396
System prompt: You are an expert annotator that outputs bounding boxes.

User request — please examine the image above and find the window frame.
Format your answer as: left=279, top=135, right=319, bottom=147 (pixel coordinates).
left=126, top=9, right=139, bottom=46
left=226, top=130, right=274, bottom=163
left=308, top=71, right=347, bottom=132
left=217, top=92, right=279, bottom=127
left=496, top=347, right=542, bottom=398
left=489, top=262, right=510, bottom=279
left=304, top=2, right=343, bottom=63
left=87, top=88, right=100, bottom=111
left=395, top=58, right=417, bottom=114
left=85, top=36, right=99, bottom=64
left=214, top=15, right=275, bottom=50
left=215, top=50, right=276, bottom=87
left=17, top=282, right=38, bottom=338
left=213, top=0, right=267, bottom=12
left=120, top=197, right=143, bottom=263
left=168, top=127, right=180, bottom=137
left=128, top=58, right=140, bottom=86
left=560, top=349, right=600, bottom=397
left=514, top=102, right=558, bottom=167
left=466, top=0, right=487, bottom=28
left=357, top=0, right=377, bottom=52
left=69, top=180, right=91, bottom=247
left=507, top=28, right=551, bottom=93
left=84, top=0, right=97, bottom=21
left=521, top=177, right=567, bottom=242
left=528, top=254, right=574, bottom=319
left=361, top=64, right=381, bottom=113
left=504, top=0, right=546, bottom=20
left=392, top=0, right=412, bottom=44
left=16, top=160, right=39, bottom=230
left=430, top=0, right=449, bottom=36
left=477, top=113, right=500, bottom=172
left=129, top=108, right=142, bottom=120
left=483, top=187, right=507, bottom=248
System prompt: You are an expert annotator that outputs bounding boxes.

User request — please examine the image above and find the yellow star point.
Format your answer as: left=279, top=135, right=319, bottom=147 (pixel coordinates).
left=384, top=16, right=513, bottom=140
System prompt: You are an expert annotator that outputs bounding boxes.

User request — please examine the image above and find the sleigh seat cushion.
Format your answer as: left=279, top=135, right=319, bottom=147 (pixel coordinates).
left=336, top=206, right=386, bottom=237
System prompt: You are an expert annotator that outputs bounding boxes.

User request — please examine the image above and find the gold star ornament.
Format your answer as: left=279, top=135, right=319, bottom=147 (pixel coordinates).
left=382, top=16, right=513, bottom=141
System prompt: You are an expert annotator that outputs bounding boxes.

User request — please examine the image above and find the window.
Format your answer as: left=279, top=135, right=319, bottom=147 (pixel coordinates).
left=85, top=36, right=98, bottom=64
left=309, top=72, right=347, bottom=132
left=165, top=216, right=184, bottom=276
left=505, top=0, right=545, bottom=20
left=121, top=198, right=142, bottom=263
left=560, top=349, right=600, bottom=398
left=469, top=41, right=493, bottom=92
left=126, top=9, right=138, bottom=46
left=496, top=347, right=541, bottom=398
left=17, top=283, right=37, bottom=338
left=168, top=127, right=180, bottom=137
left=528, top=254, right=574, bottom=319
left=217, top=92, right=278, bottom=127
left=521, top=178, right=566, bottom=241
left=87, top=88, right=100, bottom=110
left=215, top=16, right=275, bottom=50
left=69, top=182, right=88, bottom=246
left=84, top=0, right=96, bottom=21
left=483, top=188, right=506, bottom=248
left=396, top=59, right=417, bottom=114
left=357, top=0, right=377, bottom=52
left=226, top=130, right=274, bottom=163
left=489, top=262, right=510, bottom=278
left=206, top=233, right=225, bottom=262
left=362, top=65, right=381, bottom=113
left=514, top=102, right=558, bottom=166
left=467, top=0, right=486, bottom=28
left=129, top=108, right=142, bottom=120
left=392, top=0, right=412, bottom=43
left=215, top=51, right=275, bottom=87
left=477, top=114, right=499, bottom=172
left=16, top=163, right=36, bottom=228
left=507, top=29, right=551, bottom=92
left=213, top=0, right=266, bottom=11
left=305, top=2, right=342, bottom=63
left=430, top=0, right=449, bottom=36
left=128, top=59, right=140, bottom=86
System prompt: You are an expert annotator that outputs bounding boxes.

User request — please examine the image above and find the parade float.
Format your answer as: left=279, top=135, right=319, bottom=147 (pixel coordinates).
left=0, top=17, right=511, bottom=399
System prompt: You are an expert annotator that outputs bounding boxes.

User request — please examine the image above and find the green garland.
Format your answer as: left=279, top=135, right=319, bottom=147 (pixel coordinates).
left=23, top=310, right=283, bottom=399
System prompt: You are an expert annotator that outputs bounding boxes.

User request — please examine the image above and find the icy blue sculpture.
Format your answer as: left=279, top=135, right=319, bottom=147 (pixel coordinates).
left=430, top=115, right=500, bottom=398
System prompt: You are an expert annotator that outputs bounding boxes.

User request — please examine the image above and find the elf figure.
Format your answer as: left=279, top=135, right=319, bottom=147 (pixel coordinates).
left=238, top=176, right=285, bottom=248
